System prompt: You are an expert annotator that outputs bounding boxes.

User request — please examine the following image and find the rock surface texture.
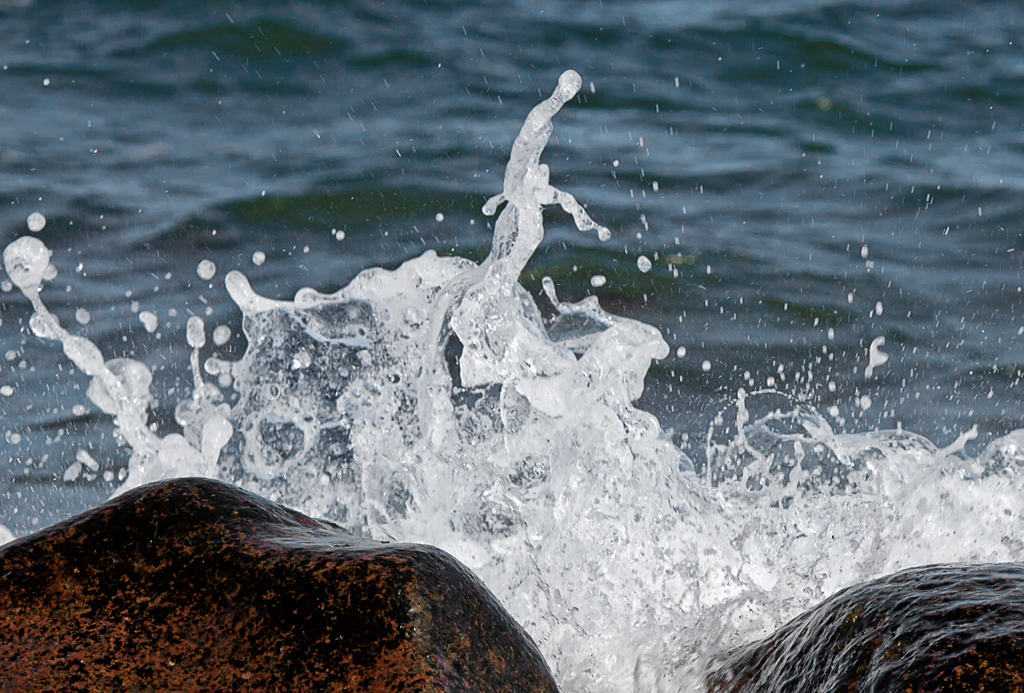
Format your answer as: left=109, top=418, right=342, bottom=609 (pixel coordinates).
left=707, top=562, right=1024, bottom=693
left=0, top=477, right=558, bottom=692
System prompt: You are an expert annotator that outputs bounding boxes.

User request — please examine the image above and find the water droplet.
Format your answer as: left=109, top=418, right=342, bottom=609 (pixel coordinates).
left=26, top=212, right=46, bottom=232
left=75, top=308, right=91, bottom=325
left=197, top=259, right=216, bottom=281
left=435, top=212, right=445, bottom=222
left=77, top=449, right=99, bottom=471
left=63, top=461, right=81, bottom=482
left=676, top=346, right=686, bottom=358
left=864, top=336, right=889, bottom=378
left=637, top=256, right=652, bottom=273
left=252, top=251, right=266, bottom=266
left=541, top=276, right=558, bottom=305
left=213, top=325, right=231, bottom=346
left=186, top=316, right=206, bottom=349
left=3, top=236, right=51, bottom=291
left=590, top=274, right=607, bottom=288
left=860, top=245, right=869, bottom=259
left=139, top=311, right=158, bottom=333
left=702, top=360, right=712, bottom=372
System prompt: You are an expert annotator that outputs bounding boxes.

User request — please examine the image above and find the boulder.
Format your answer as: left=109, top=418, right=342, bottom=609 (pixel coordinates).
left=707, top=563, right=1024, bottom=693
left=0, top=477, right=558, bottom=692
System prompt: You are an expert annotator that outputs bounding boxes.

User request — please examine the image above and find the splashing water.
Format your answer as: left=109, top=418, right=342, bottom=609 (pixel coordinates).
left=6, top=71, right=1024, bottom=692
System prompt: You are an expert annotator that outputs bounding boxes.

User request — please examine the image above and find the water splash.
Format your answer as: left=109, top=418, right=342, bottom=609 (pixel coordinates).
left=3, top=236, right=232, bottom=494
left=6, top=71, right=1024, bottom=693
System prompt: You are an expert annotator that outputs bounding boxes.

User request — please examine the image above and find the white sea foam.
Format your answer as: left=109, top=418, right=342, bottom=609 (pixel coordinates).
left=4, top=71, right=1024, bottom=693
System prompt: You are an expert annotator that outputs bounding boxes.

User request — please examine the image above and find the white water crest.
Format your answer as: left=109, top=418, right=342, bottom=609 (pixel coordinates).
left=7, top=71, right=1024, bottom=692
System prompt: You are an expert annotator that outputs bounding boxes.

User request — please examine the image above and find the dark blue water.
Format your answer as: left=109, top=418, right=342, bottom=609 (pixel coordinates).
left=2, top=0, right=1024, bottom=532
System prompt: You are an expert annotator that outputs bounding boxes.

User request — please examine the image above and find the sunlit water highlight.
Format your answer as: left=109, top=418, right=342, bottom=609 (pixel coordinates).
left=5, top=71, right=1024, bottom=693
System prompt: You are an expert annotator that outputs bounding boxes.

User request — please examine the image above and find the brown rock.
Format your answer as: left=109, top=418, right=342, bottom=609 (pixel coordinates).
left=707, top=563, right=1024, bottom=693
left=0, top=477, right=558, bottom=692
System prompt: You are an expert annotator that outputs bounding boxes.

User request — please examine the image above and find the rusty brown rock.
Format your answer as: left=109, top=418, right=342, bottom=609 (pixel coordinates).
left=707, top=563, right=1024, bottom=693
left=0, top=477, right=559, bottom=692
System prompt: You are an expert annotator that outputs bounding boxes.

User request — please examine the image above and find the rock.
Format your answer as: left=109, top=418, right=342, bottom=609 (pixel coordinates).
left=0, top=477, right=558, bottom=692
left=707, top=563, right=1024, bottom=693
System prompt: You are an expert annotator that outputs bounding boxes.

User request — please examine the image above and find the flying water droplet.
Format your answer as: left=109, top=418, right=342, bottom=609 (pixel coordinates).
left=3, top=236, right=51, bottom=292
left=864, top=336, right=889, bottom=378
left=26, top=212, right=46, bottom=232
left=212, top=325, right=231, bottom=346
left=186, top=316, right=206, bottom=349
left=541, top=276, right=558, bottom=306
left=139, top=311, right=158, bottom=333
left=197, top=260, right=217, bottom=281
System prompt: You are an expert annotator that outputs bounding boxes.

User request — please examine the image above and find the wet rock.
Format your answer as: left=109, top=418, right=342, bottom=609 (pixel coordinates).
left=707, top=563, right=1024, bottom=693
left=0, top=477, right=558, bottom=692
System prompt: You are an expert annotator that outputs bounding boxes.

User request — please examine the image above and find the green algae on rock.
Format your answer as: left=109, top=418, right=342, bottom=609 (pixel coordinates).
left=0, top=477, right=558, bottom=692
left=707, top=563, right=1024, bottom=693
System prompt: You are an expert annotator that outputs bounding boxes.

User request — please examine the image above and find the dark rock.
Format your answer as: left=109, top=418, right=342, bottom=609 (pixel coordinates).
left=0, top=477, right=558, bottom=692
left=707, top=563, right=1024, bottom=693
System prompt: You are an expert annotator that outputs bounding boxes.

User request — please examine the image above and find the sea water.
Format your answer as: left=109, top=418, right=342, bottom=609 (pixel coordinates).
left=4, top=69, right=1024, bottom=693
